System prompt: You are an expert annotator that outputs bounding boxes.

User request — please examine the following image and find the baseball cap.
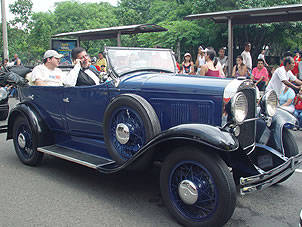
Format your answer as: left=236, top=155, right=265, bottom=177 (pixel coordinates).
left=184, top=53, right=191, bottom=57
left=43, top=50, right=64, bottom=59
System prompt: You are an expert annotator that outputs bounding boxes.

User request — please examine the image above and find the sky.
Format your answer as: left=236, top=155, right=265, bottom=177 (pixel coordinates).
left=3, top=0, right=118, bottom=21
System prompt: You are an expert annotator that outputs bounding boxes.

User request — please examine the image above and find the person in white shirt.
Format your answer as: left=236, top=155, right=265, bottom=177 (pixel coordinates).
left=195, top=46, right=206, bottom=75
left=68, top=47, right=100, bottom=86
left=241, top=42, right=252, bottom=72
left=257, top=49, right=268, bottom=67
left=31, top=50, right=76, bottom=86
left=266, top=56, right=302, bottom=97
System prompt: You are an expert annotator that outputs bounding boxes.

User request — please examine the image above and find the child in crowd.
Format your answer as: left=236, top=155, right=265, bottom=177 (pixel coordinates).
left=294, top=87, right=302, bottom=129
left=181, top=53, right=195, bottom=75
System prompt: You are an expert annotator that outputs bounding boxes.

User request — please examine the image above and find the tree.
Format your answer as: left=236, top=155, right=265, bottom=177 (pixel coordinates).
left=9, top=0, right=33, bottom=31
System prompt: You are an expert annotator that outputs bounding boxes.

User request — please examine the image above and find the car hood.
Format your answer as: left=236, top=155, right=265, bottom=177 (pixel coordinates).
left=119, top=72, right=233, bottom=96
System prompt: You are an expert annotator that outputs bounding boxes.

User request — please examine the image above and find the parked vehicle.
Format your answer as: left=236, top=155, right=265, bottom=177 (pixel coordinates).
left=0, top=66, right=29, bottom=121
left=0, top=87, right=9, bottom=121
left=2, top=47, right=302, bottom=227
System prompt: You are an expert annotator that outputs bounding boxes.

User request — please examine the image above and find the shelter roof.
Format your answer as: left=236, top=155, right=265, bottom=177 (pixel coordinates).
left=184, top=4, right=302, bottom=24
left=52, top=24, right=168, bottom=41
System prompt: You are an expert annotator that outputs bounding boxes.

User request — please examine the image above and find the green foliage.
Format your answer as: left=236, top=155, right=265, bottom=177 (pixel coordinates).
left=1, top=0, right=302, bottom=64
left=9, top=0, right=33, bottom=31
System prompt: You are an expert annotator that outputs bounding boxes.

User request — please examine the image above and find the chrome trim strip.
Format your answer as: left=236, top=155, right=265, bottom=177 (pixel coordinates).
left=240, top=153, right=302, bottom=195
left=38, top=147, right=98, bottom=169
left=243, top=117, right=259, bottom=123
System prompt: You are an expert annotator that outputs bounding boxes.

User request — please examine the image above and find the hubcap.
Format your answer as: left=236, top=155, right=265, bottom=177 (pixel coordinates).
left=178, top=180, right=198, bottom=205
left=18, top=133, right=26, bottom=149
left=116, top=123, right=130, bottom=144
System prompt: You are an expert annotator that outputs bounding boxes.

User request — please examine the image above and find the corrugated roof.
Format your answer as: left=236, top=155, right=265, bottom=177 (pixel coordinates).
left=52, top=24, right=168, bottom=40
left=184, top=4, right=302, bottom=24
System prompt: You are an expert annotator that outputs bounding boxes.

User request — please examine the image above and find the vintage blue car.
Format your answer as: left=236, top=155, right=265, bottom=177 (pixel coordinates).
left=2, top=46, right=302, bottom=227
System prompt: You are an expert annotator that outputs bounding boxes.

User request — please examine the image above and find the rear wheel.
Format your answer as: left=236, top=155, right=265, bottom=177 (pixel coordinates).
left=275, top=128, right=299, bottom=184
left=12, top=116, right=43, bottom=166
left=160, top=147, right=237, bottom=227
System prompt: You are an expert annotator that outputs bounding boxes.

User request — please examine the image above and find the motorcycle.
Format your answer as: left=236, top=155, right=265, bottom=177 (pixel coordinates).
left=0, top=65, right=30, bottom=121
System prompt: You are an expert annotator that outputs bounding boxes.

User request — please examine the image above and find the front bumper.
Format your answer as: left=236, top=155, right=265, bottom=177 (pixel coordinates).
left=240, top=153, right=302, bottom=195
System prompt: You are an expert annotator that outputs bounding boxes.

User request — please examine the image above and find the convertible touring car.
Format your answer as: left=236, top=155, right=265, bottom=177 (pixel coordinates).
left=2, top=46, right=302, bottom=227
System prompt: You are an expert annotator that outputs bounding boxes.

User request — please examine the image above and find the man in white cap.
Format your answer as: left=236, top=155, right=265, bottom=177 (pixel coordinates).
left=31, top=50, right=70, bottom=86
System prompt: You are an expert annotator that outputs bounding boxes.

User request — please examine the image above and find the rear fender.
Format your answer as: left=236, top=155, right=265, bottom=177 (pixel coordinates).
left=97, top=124, right=239, bottom=173
left=7, top=102, right=54, bottom=146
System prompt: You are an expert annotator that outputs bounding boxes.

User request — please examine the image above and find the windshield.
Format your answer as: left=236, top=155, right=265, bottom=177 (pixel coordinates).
left=106, top=48, right=176, bottom=76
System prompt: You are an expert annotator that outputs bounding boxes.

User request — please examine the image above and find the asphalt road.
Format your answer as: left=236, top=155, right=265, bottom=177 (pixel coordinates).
left=0, top=98, right=301, bottom=227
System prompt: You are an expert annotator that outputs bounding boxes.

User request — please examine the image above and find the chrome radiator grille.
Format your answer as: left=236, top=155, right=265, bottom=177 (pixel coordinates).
left=237, top=88, right=256, bottom=150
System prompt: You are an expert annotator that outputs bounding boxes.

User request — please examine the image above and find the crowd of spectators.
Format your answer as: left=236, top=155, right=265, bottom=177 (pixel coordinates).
left=177, top=44, right=302, bottom=129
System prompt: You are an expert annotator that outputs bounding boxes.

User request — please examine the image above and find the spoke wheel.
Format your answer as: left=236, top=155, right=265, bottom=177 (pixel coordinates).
left=160, top=147, right=236, bottom=227
left=104, top=94, right=161, bottom=164
left=13, top=116, right=43, bottom=166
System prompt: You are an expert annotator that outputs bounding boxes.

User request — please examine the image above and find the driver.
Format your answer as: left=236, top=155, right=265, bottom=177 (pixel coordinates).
left=68, top=47, right=100, bottom=86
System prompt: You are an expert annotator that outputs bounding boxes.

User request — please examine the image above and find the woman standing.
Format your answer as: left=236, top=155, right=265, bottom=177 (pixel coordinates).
left=181, top=53, right=195, bottom=75
left=195, top=46, right=206, bottom=74
left=199, top=48, right=224, bottom=78
left=232, top=55, right=249, bottom=78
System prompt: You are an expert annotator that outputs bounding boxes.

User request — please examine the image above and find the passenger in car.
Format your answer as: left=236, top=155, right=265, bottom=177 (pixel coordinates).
left=31, top=50, right=69, bottom=86
left=68, top=47, right=100, bottom=86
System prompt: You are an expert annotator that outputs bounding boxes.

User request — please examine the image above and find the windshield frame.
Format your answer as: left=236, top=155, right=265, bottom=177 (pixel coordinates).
left=104, top=46, right=177, bottom=77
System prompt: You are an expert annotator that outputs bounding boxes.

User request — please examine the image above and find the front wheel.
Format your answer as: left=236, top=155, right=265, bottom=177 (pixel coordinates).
left=12, top=116, right=43, bottom=166
left=160, top=147, right=237, bottom=227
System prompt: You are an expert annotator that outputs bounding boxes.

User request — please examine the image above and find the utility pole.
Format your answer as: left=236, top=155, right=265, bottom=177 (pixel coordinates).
left=1, top=0, right=9, bottom=60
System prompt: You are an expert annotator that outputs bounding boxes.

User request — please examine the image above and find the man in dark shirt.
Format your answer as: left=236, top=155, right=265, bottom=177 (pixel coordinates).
left=69, top=47, right=100, bottom=86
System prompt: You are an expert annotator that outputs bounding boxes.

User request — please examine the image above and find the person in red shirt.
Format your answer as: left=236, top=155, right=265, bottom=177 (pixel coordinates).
left=251, top=59, right=269, bottom=91
left=294, top=88, right=302, bottom=128
left=294, top=51, right=301, bottom=63
left=280, top=52, right=299, bottom=76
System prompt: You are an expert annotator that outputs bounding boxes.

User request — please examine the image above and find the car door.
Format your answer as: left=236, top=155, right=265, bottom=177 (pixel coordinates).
left=63, top=83, right=110, bottom=139
left=20, top=86, right=65, bottom=132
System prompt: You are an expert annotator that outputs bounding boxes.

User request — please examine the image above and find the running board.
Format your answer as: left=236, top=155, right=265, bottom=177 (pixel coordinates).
left=37, top=145, right=115, bottom=169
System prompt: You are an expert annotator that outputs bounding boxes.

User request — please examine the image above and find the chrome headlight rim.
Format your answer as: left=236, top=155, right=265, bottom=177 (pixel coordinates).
left=231, top=92, right=248, bottom=125
left=261, top=90, right=278, bottom=117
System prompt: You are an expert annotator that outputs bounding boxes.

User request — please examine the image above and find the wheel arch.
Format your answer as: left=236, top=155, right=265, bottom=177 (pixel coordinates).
left=7, top=102, right=54, bottom=147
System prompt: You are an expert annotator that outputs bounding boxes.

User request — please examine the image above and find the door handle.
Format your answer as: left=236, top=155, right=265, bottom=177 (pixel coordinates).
left=63, top=98, right=69, bottom=103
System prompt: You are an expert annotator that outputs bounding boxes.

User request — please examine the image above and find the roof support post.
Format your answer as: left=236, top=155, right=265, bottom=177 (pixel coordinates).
left=77, top=37, right=80, bottom=47
left=228, top=17, right=233, bottom=76
left=117, top=31, right=121, bottom=47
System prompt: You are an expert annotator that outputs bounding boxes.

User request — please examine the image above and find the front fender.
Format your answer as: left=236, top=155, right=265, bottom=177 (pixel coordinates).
left=7, top=102, right=54, bottom=146
left=271, top=107, right=298, bottom=154
left=97, top=124, right=239, bottom=173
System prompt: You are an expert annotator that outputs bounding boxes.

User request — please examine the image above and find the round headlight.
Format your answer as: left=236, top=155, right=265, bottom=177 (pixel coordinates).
left=262, top=90, right=278, bottom=117
left=231, top=92, right=248, bottom=124
left=0, top=88, right=8, bottom=100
